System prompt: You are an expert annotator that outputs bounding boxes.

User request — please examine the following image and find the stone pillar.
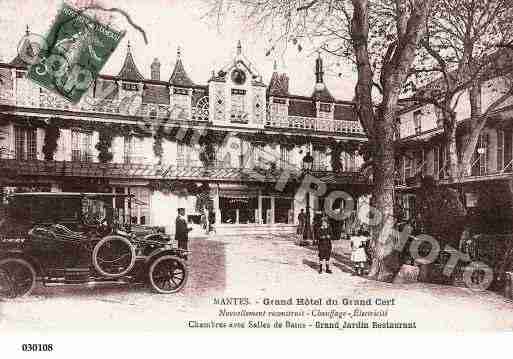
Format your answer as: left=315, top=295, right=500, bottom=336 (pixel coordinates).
left=235, top=209, right=240, bottom=224
left=270, top=196, right=275, bottom=224
left=214, top=184, right=221, bottom=224
left=257, top=189, right=262, bottom=224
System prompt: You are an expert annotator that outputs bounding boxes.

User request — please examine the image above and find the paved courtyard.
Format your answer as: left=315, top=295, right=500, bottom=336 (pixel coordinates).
left=1, top=233, right=513, bottom=332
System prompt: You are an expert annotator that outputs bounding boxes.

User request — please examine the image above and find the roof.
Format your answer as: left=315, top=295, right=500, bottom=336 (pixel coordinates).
left=9, top=54, right=27, bottom=68
left=169, top=54, right=194, bottom=86
left=312, top=84, right=334, bottom=102
left=9, top=192, right=133, bottom=198
left=117, top=45, right=145, bottom=82
left=289, top=99, right=316, bottom=117
left=268, top=72, right=289, bottom=96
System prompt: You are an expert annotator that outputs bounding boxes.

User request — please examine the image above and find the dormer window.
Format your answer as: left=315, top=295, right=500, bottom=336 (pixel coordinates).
left=318, top=103, right=333, bottom=120
left=319, top=103, right=331, bottom=112
left=122, top=82, right=138, bottom=91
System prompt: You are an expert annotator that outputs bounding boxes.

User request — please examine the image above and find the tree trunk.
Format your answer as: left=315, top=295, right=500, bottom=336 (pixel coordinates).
left=445, top=119, right=459, bottom=181
left=367, top=102, right=400, bottom=282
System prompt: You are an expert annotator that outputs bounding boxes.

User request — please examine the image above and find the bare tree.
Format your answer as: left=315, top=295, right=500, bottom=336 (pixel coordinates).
left=204, top=0, right=432, bottom=282
left=408, top=0, right=513, bottom=180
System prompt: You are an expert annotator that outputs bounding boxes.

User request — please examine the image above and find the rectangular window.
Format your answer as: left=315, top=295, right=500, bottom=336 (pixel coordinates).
left=130, top=187, right=151, bottom=225
left=471, top=133, right=489, bottom=176
left=313, top=148, right=327, bottom=171
left=437, top=144, right=447, bottom=179
left=123, top=136, right=143, bottom=164
left=173, top=90, right=190, bottom=119
left=71, top=130, right=92, bottom=162
left=269, top=101, right=288, bottom=127
left=434, top=106, right=444, bottom=127
left=498, top=129, right=504, bottom=171
left=318, top=103, right=332, bottom=119
left=404, top=155, right=412, bottom=180
left=252, top=143, right=265, bottom=167
left=433, top=146, right=439, bottom=179
left=413, top=110, right=422, bottom=134
left=14, top=126, right=37, bottom=160
left=176, top=143, right=199, bottom=167
left=504, top=130, right=512, bottom=172
left=280, top=146, right=291, bottom=169
left=231, top=89, right=247, bottom=123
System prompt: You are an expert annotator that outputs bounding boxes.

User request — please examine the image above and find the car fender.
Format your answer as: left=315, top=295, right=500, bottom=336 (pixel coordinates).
left=0, top=249, right=44, bottom=277
left=145, top=247, right=188, bottom=266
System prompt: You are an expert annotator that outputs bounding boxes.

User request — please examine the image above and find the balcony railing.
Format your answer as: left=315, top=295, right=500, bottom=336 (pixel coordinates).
left=0, top=88, right=365, bottom=135
left=266, top=115, right=365, bottom=135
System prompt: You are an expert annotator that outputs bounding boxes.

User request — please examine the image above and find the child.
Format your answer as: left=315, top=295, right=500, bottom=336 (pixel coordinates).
left=351, top=229, right=368, bottom=276
left=318, top=216, right=333, bottom=274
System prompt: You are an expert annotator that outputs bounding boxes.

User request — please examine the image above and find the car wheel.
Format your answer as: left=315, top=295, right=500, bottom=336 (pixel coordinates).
left=148, top=255, right=188, bottom=294
left=92, top=235, right=136, bottom=278
left=0, top=258, right=36, bottom=298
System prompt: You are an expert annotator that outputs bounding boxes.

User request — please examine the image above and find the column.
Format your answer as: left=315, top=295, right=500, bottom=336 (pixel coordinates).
left=257, top=189, right=262, bottom=224
left=235, top=209, right=240, bottom=224
left=214, top=184, right=221, bottom=224
left=270, top=196, right=275, bottom=224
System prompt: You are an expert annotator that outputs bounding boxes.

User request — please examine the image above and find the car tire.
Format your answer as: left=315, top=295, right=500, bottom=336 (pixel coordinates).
left=0, top=258, right=36, bottom=298
left=92, top=235, right=136, bottom=278
left=148, top=255, right=188, bottom=294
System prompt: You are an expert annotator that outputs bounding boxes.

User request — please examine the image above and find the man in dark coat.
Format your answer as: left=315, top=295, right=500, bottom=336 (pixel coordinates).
left=175, top=208, right=192, bottom=250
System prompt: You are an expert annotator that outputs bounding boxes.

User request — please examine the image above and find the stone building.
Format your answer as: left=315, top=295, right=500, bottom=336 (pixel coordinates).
left=395, top=69, right=513, bottom=234
left=0, top=35, right=368, bottom=235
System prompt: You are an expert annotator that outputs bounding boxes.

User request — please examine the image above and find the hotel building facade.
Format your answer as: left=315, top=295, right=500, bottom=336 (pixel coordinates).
left=0, top=35, right=369, bottom=235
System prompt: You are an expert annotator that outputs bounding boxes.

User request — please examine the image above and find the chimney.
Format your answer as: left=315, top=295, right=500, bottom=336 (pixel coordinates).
left=151, top=57, right=160, bottom=81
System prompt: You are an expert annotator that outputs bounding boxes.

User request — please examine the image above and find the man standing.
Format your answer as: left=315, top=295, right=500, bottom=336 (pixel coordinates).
left=297, top=209, right=305, bottom=236
left=175, top=208, right=192, bottom=250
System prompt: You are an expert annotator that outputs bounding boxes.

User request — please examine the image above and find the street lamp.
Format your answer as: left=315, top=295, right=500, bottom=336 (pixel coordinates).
left=302, top=152, right=314, bottom=244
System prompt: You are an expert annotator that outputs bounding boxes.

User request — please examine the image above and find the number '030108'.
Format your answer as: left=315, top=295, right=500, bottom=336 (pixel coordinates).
left=21, top=344, right=54, bottom=352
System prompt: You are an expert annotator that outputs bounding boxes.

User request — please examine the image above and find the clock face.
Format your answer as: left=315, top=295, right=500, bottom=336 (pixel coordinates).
left=231, top=69, right=246, bottom=85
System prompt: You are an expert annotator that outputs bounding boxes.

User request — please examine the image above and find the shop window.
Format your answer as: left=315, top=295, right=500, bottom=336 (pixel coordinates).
left=275, top=197, right=294, bottom=224
left=219, top=196, right=257, bottom=224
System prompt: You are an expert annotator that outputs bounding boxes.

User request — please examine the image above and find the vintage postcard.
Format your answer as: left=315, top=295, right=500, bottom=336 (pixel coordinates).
left=1, top=0, right=513, bottom=355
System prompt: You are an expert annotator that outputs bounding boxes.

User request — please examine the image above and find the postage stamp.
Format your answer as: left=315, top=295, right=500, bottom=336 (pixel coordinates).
left=27, top=3, right=124, bottom=103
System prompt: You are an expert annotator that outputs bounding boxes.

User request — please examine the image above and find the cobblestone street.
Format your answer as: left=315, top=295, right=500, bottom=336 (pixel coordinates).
left=1, top=233, right=513, bottom=332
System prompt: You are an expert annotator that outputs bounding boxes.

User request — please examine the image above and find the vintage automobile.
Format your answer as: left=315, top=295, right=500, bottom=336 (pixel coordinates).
left=0, top=192, right=188, bottom=298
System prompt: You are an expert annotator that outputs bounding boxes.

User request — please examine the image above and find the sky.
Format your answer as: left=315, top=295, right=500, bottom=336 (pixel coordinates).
left=0, top=0, right=357, bottom=100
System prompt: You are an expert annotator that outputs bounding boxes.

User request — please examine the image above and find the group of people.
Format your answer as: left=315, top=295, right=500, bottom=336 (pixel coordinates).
left=297, top=208, right=370, bottom=275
